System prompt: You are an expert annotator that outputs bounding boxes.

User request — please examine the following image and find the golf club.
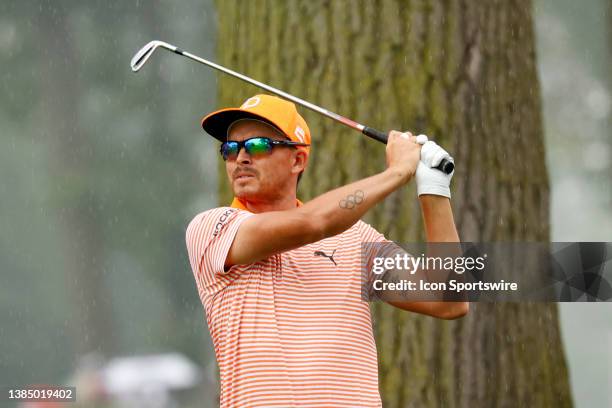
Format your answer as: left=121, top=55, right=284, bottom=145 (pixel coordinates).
left=131, top=40, right=454, bottom=174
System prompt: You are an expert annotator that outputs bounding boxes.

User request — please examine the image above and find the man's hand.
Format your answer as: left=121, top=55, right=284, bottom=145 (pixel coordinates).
left=385, top=131, right=422, bottom=184
left=416, top=140, right=455, bottom=198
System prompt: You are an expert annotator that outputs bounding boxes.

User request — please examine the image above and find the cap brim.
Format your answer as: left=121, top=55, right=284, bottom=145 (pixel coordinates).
left=201, top=108, right=285, bottom=142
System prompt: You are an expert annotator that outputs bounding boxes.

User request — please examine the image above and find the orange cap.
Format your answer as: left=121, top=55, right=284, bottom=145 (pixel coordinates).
left=201, top=94, right=311, bottom=151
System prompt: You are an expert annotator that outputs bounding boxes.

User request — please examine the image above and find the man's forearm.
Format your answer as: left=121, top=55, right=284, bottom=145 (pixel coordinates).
left=419, top=195, right=459, bottom=242
left=416, top=195, right=469, bottom=318
left=299, top=167, right=409, bottom=239
left=418, top=194, right=462, bottom=284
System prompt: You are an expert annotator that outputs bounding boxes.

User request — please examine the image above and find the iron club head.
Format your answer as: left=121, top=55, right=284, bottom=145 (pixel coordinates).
left=130, top=40, right=178, bottom=72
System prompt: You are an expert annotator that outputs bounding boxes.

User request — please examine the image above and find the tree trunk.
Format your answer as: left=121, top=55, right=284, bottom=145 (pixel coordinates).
left=215, top=0, right=572, bottom=406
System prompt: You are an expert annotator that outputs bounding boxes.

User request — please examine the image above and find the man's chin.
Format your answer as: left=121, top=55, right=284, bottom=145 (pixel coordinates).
left=233, top=182, right=260, bottom=199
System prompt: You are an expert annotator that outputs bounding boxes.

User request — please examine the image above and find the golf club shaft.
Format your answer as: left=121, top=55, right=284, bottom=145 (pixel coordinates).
left=132, top=41, right=454, bottom=174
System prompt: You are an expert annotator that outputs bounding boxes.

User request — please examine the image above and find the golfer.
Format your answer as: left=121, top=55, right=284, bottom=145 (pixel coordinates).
left=186, top=94, right=469, bottom=407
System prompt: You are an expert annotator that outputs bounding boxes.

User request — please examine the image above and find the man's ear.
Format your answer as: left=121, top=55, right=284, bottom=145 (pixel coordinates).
left=291, top=149, right=308, bottom=175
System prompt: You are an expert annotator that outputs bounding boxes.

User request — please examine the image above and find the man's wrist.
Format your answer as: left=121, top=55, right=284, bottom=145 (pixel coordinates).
left=419, top=194, right=451, bottom=205
left=417, top=182, right=451, bottom=198
left=384, top=166, right=413, bottom=186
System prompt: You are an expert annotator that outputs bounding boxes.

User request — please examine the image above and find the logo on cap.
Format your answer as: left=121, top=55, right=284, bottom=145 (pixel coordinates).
left=241, top=96, right=260, bottom=110
left=294, top=126, right=306, bottom=143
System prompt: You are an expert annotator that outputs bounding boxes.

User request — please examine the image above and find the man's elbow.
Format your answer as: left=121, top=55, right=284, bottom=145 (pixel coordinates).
left=437, top=302, right=469, bottom=320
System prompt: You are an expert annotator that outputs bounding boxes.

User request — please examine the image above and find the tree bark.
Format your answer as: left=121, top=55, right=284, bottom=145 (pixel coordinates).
left=215, top=0, right=572, bottom=406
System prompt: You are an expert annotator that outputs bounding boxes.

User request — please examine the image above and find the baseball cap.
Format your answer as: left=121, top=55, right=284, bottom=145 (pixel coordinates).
left=201, top=94, right=311, bottom=151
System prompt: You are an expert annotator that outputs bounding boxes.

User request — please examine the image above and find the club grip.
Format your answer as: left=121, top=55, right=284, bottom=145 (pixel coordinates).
left=362, top=126, right=454, bottom=174
left=362, top=126, right=388, bottom=143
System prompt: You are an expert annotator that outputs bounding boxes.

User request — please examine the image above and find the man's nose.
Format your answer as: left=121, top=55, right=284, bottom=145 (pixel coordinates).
left=236, top=146, right=252, bottom=164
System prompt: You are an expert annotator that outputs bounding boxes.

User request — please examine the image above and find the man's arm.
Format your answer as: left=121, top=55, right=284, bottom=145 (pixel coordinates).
left=226, top=131, right=420, bottom=267
left=383, top=196, right=469, bottom=319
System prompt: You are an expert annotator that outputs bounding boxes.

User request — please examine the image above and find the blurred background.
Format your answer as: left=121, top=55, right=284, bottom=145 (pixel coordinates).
left=0, top=1, right=610, bottom=407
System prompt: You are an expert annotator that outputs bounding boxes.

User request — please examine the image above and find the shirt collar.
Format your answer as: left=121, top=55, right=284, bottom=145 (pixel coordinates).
left=230, top=197, right=303, bottom=212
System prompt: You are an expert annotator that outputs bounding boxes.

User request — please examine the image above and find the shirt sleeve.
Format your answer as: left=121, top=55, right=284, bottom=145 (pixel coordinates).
left=355, top=220, right=392, bottom=265
left=185, top=207, right=254, bottom=299
left=355, top=221, right=402, bottom=299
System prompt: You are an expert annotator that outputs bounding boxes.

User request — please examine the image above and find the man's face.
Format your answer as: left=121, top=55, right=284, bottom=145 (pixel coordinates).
left=225, top=119, right=306, bottom=202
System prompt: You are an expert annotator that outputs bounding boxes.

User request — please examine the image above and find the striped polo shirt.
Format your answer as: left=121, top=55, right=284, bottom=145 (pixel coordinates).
left=185, top=204, right=387, bottom=407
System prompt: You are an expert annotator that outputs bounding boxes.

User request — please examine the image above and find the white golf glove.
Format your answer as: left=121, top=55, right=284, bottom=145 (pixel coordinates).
left=415, top=138, right=454, bottom=198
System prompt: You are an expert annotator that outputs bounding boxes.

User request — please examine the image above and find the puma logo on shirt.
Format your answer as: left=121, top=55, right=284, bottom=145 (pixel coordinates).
left=314, top=249, right=337, bottom=266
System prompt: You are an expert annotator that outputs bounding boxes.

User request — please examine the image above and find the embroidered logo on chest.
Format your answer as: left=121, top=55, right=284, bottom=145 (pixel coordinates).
left=313, top=249, right=337, bottom=266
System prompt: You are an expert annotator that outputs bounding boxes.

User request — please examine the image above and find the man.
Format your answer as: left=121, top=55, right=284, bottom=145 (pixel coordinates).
left=186, top=94, right=468, bottom=408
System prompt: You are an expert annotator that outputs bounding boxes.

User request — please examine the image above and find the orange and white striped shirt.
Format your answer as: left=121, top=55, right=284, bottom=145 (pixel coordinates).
left=185, top=205, right=387, bottom=407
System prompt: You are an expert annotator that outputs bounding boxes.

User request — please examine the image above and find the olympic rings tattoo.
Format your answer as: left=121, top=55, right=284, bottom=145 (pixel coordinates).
left=339, top=190, right=365, bottom=209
